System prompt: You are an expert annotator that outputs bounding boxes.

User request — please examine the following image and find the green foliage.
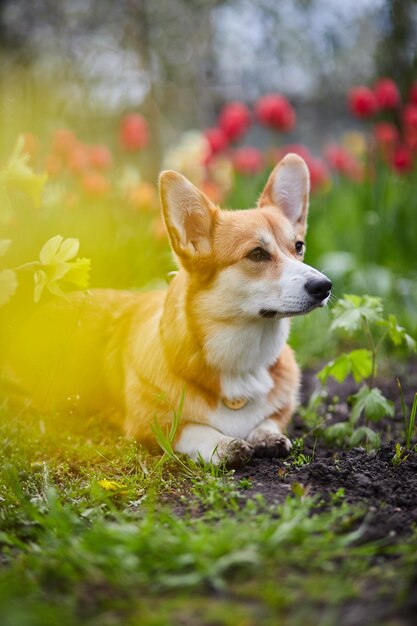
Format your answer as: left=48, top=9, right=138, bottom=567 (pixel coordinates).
left=391, top=442, right=409, bottom=466
left=323, top=421, right=380, bottom=449
left=151, top=390, right=197, bottom=477
left=0, top=268, right=18, bottom=307
left=0, top=141, right=90, bottom=307
left=350, top=385, right=394, bottom=424
left=380, top=315, right=416, bottom=351
left=316, top=294, right=414, bottom=449
left=0, top=239, right=18, bottom=306
left=397, top=379, right=417, bottom=448
left=0, top=405, right=416, bottom=626
left=330, top=294, right=383, bottom=334
left=307, top=172, right=417, bottom=333
left=33, top=235, right=91, bottom=301
left=0, top=235, right=91, bottom=307
left=0, top=135, right=47, bottom=221
left=318, top=349, right=372, bottom=384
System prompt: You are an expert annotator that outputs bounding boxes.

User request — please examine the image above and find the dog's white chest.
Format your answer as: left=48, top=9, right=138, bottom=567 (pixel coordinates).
left=207, top=393, right=277, bottom=439
left=204, top=318, right=290, bottom=439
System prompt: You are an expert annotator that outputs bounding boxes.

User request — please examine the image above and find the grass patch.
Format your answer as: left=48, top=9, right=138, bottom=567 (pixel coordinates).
left=0, top=402, right=416, bottom=625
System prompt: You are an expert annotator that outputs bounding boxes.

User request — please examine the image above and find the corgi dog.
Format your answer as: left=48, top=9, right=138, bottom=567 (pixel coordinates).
left=2, top=153, right=331, bottom=467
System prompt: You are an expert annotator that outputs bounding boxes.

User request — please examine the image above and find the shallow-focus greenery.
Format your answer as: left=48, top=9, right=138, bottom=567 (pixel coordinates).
left=0, top=407, right=416, bottom=626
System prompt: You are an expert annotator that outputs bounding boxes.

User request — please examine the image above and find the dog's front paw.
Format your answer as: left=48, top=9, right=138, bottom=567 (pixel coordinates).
left=250, top=432, right=292, bottom=459
left=220, top=439, right=254, bottom=468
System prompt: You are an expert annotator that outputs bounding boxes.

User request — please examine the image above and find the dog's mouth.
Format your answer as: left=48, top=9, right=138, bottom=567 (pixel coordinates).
left=259, top=309, right=278, bottom=319
left=258, top=293, right=331, bottom=319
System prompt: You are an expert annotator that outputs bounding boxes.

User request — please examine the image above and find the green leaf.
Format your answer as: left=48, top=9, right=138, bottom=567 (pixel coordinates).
left=33, top=270, right=47, bottom=303
left=330, top=294, right=383, bottom=334
left=324, top=422, right=353, bottom=445
left=1, top=135, right=47, bottom=207
left=36, top=236, right=91, bottom=301
left=349, top=349, right=373, bottom=382
left=379, top=314, right=416, bottom=352
left=54, top=237, right=80, bottom=262
left=58, top=258, right=91, bottom=290
left=317, top=349, right=372, bottom=384
left=0, top=269, right=18, bottom=306
left=0, top=178, right=13, bottom=222
left=39, top=235, right=64, bottom=264
left=349, top=426, right=380, bottom=448
left=350, top=385, right=394, bottom=424
left=0, top=239, right=12, bottom=258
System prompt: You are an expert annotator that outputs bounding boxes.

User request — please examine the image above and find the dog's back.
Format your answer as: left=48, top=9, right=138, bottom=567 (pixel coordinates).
left=0, top=288, right=164, bottom=416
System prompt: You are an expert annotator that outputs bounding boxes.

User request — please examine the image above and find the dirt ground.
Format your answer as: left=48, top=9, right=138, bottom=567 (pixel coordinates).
left=234, top=361, right=417, bottom=538
left=230, top=363, right=417, bottom=625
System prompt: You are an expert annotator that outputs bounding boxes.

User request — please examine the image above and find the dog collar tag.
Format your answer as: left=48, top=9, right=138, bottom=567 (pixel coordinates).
left=222, top=397, right=248, bottom=410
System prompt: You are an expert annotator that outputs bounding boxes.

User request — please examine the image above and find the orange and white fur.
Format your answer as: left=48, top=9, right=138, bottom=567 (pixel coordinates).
left=2, top=154, right=331, bottom=467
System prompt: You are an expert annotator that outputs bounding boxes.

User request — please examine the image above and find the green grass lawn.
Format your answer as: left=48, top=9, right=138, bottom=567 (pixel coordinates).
left=1, top=404, right=416, bottom=626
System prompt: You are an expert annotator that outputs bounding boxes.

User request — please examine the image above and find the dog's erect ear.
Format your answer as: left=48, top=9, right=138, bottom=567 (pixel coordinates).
left=258, top=153, right=310, bottom=233
left=159, top=171, right=218, bottom=259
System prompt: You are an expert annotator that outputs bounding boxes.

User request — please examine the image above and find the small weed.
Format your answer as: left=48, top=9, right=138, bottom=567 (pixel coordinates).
left=317, top=295, right=415, bottom=448
left=330, top=488, right=346, bottom=504
left=397, top=379, right=417, bottom=449
left=238, top=477, right=252, bottom=490
left=391, top=442, right=409, bottom=466
left=285, top=437, right=313, bottom=468
left=299, top=389, right=328, bottom=431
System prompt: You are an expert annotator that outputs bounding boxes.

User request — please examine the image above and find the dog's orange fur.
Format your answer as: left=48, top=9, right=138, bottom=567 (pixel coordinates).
left=1, top=154, right=330, bottom=465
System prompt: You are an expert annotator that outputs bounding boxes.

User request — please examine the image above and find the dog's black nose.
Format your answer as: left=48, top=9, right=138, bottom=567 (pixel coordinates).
left=304, top=277, right=332, bottom=301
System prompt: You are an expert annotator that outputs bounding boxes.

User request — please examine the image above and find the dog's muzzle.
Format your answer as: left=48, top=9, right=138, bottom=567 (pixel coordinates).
left=304, top=277, right=332, bottom=302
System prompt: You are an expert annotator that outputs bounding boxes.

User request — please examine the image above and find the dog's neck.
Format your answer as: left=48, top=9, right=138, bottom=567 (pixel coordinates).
left=203, top=316, right=290, bottom=399
left=161, top=271, right=290, bottom=401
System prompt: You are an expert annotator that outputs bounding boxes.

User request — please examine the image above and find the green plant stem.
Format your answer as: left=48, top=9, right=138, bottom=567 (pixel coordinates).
left=14, top=261, right=42, bottom=272
left=362, top=317, right=382, bottom=392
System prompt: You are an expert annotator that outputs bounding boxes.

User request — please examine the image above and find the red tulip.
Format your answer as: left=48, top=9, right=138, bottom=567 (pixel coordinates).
left=52, top=129, right=77, bottom=158
left=88, top=144, right=113, bottom=170
left=307, top=157, right=330, bottom=191
left=204, top=127, right=229, bottom=156
left=81, top=172, right=110, bottom=198
left=324, top=144, right=362, bottom=180
left=403, top=124, right=417, bottom=152
left=373, top=123, right=399, bottom=154
left=348, top=86, right=378, bottom=119
left=45, top=153, right=63, bottom=177
left=409, top=82, right=417, bottom=105
left=200, top=180, right=223, bottom=204
left=233, top=147, right=263, bottom=175
left=255, top=94, right=296, bottom=132
left=68, top=145, right=90, bottom=175
left=391, top=145, right=413, bottom=174
left=218, top=102, right=251, bottom=141
left=119, top=113, right=149, bottom=151
left=278, top=144, right=311, bottom=161
left=275, top=145, right=328, bottom=190
left=374, top=78, right=400, bottom=109
left=403, top=103, right=417, bottom=130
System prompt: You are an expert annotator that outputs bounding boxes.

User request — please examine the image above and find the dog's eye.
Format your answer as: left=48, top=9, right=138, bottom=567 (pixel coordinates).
left=295, top=241, right=305, bottom=256
left=246, top=247, right=271, bottom=262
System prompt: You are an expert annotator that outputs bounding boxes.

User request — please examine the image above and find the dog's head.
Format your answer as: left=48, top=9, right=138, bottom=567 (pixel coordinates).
left=159, top=153, right=331, bottom=321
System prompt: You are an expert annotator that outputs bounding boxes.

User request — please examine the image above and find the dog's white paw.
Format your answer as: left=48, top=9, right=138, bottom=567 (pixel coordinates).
left=218, top=438, right=254, bottom=468
left=249, top=432, right=292, bottom=459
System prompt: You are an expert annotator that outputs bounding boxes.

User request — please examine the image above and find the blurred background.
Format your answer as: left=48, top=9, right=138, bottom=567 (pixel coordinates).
left=0, top=0, right=416, bottom=363
left=1, top=0, right=416, bottom=151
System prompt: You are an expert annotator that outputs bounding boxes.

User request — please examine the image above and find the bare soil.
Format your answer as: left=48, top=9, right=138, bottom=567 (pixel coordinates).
left=234, top=361, right=417, bottom=540
left=230, top=362, right=417, bottom=625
